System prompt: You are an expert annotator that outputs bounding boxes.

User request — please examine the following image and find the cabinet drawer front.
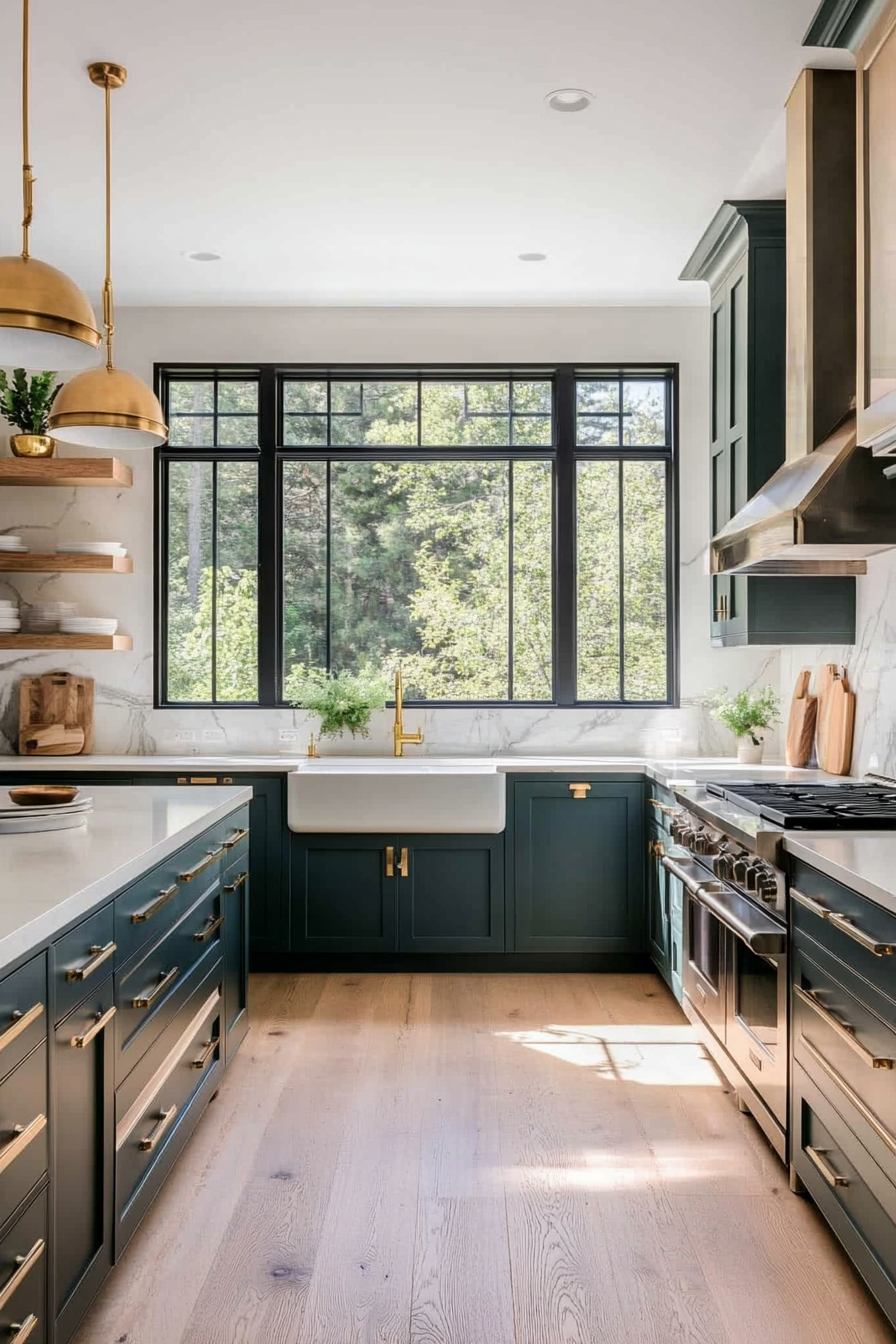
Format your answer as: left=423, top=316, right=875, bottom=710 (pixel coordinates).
left=115, top=882, right=223, bottom=1085
left=793, top=1060, right=896, bottom=1323
left=53, top=906, right=115, bottom=1025
left=790, top=860, right=896, bottom=1004
left=793, top=945, right=896, bottom=1184
left=0, top=1189, right=47, bottom=1344
left=114, top=824, right=227, bottom=964
left=116, top=985, right=222, bottom=1241
left=0, top=959, right=46, bottom=1089
left=0, top=1046, right=47, bottom=1234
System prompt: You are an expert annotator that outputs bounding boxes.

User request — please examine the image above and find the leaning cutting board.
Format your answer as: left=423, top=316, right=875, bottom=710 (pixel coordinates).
left=18, top=673, right=94, bottom=755
left=817, top=670, right=856, bottom=776
left=785, top=669, right=817, bottom=768
left=814, top=663, right=839, bottom=768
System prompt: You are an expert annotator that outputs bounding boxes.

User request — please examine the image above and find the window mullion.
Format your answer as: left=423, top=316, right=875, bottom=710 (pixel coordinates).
left=554, top=369, right=576, bottom=704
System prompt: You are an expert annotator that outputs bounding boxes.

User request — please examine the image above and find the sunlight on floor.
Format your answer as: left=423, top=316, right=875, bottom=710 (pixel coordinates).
left=494, top=1023, right=723, bottom=1087
left=506, top=1144, right=739, bottom=1189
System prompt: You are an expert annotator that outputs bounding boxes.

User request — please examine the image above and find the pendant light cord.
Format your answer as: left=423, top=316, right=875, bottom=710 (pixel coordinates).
left=102, top=76, right=115, bottom=372
left=21, top=0, right=34, bottom=258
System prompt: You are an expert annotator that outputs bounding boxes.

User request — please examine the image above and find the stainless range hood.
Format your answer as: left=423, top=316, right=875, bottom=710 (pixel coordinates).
left=711, top=68, right=896, bottom=578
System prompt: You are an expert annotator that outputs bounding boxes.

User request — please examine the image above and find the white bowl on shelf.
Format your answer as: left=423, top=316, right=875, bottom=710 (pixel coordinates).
left=59, top=618, right=118, bottom=635
left=58, top=542, right=124, bottom=555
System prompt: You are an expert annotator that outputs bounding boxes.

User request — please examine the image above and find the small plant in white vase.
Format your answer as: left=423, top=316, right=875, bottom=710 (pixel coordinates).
left=711, top=687, right=781, bottom=764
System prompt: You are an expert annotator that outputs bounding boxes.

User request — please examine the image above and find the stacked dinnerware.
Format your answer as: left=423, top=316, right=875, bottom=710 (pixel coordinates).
left=0, top=536, right=27, bottom=553
left=0, top=788, right=92, bottom=836
left=59, top=617, right=118, bottom=636
left=0, top=600, right=20, bottom=633
left=58, top=541, right=127, bottom=557
left=23, top=601, right=77, bottom=633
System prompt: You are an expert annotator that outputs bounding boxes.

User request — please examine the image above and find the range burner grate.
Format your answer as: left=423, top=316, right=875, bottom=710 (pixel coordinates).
left=705, top=781, right=896, bottom=829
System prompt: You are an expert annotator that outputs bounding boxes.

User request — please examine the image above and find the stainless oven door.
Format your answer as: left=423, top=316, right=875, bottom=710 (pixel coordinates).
left=725, top=940, right=788, bottom=1128
left=683, top=888, right=728, bottom=1042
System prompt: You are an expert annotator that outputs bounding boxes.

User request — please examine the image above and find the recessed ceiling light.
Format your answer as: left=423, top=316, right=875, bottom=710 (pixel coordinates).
left=184, top=250, right=222, bottom=262
left=518, top=252, right=547, bottom=262
left=544, top=88, right=594, bottom=113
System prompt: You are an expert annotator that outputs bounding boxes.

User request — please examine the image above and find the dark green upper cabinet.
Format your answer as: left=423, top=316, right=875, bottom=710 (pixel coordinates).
left=512, top=780, right=645, bottom=954
left=681, top=200, right=855, bottom=649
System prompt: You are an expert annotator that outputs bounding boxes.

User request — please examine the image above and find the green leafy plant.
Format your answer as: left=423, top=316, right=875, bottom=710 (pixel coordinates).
left=0, top=368, right=62, bottom=435
left=284, top=664, right=391, bottom=739
left=711, top=686, right=781, bottom=745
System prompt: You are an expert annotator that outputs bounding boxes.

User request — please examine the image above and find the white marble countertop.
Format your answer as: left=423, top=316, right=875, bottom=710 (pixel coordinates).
left=784, top=833, right=896, bottom=916
left=0, top=785, right=251, bottom=969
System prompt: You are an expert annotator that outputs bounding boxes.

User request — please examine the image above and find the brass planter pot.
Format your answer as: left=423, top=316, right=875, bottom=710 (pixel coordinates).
left=9, top=433, right=55, bottom=458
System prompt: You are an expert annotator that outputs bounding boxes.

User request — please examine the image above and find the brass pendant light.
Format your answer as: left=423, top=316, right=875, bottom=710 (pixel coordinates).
left=50, top=62, right=167, bottom=448
left=0, top=0, right=101, bottom=370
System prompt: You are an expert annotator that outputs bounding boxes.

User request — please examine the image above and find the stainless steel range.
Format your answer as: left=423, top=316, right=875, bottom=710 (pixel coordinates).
left=664, top=775, right=896, bottom=1166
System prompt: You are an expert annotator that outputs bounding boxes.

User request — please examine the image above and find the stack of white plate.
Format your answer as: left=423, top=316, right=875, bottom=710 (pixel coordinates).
left=0, top=790, right=92, bottom=835
left=59, top=617, right=118, bottom=636
left=58, top=542, right=127, bottom=557
left=0, top=600, right=20, bottom=633
left=0, top=536, right=27, bottom=553
left=23, top=600, right=77, bottom=632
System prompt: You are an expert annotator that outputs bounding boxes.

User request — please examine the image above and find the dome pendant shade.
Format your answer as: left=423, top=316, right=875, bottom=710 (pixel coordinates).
left=50, top=366, right=167, bottom=448
left=0, top=256, right=101, bottom=369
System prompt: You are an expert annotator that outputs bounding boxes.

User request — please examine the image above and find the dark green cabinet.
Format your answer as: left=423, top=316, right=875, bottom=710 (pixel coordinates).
left=512, top=780, right=645, bottom=954
left=291, top=835, right=396, bottom=954
left=647, top=824, right=670, bottom=979
left=223, top=864, right=249, bottom=1062
left=399, top=836, right=504, bottom=953
left=681, top=199, right=855, bottom=648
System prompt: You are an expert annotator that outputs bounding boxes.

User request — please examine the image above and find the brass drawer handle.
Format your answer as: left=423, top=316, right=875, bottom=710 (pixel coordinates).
left=399, top=847, right=409, bottom=878
left=805, top=1144, right=849, bottom=1188
left=176, top=776, right=219, bottom=785
left=801, top=1037, right=896, bottom=1159
left=70, top=1004, right=117, bottom=1049
left=569, top=783, right=591, bottom=800
left=828, top=911, right=896, bottom=958
left=649, top=799, right=676, bottom=816
left=131, top=883, right=178, bottom=924
left=8, top=1315, right=38, bottom=1344
left=66, top=941, right=116, bottom=982
left=0, top=1004, right=42, bottom=1056
left=138, top=1104, right=178, bottom=1152
left=191, top=1036, right=220, bottom=1070
left=385, top=846, right=395, bottom=878
left=0, top=1240, right=44, bottom=1312
left=791, top=888, right=832, bottom=919
left=132, top=966, right=179, bottom=1010
left=649, top=840, right=666, bottom=859
left=0, top=1115, right=46, bottom=1177
left=193, top=914, right=225, bottom=943
left=179, top=847, right=225, bottom=883
left=223, top=872, right=248, bottom=894
left=795, top=985, right=895, bottom=1069
left=222, top=827, right=249, bottom=850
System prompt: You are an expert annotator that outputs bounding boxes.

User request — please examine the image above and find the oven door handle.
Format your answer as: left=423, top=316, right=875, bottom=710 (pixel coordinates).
left=661, top=854, right=706, bottom=895
left=691, top=882, right=788, bottom=955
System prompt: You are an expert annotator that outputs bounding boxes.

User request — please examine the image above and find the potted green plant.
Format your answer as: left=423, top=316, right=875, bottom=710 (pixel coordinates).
left=0, top=368, right=63, bottom=457
left=711, top=687, right=781, bottom=764
left=284, top=664, right=391, bottom=743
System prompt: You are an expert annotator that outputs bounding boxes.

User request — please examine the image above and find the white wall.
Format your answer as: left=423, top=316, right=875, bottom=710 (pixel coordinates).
left=0, top=306, right=778, bottom=757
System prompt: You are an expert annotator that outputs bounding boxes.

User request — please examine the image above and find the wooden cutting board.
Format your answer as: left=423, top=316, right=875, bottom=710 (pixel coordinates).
left=814, top=663, right=840, bottom=768
left=18, top=673, right=94, bottom=756
left=785, top=669, right=817, bottom=768
left=817, top=670, right=856, bottom=775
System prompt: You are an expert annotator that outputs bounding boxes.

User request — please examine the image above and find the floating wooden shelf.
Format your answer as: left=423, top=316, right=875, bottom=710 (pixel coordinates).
left=0, top=553, right=133, bottom=574
left=0, top=634, right=132, bottom=651
left=0, top=458, right=133, bottom=488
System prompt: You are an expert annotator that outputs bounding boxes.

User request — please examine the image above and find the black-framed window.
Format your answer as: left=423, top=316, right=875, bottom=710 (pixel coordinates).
left=155, top=365, right=678, bottom=708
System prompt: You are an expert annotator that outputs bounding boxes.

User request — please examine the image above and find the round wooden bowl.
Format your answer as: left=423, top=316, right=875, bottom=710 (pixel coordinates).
left=8, top=784, right=79, bottom=808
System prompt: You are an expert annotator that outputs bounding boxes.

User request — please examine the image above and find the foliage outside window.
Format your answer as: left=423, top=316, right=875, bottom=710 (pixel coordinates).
left=157, top=366, right=677, bottom=708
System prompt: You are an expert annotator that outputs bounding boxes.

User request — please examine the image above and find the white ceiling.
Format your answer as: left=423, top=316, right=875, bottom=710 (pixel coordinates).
left=0, top=0, right=853, bottom=306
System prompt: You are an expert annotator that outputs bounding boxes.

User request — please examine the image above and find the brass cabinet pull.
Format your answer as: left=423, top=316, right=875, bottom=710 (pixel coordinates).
left=70, top=1004, right=117, bottom=1049
left=828, top=911, right=896, bottom=957
left=648, top=839, right=666, bottom=859
left=222, top=827, right=249, bottom=850
left=399, top=847, right=409, bottom=878
left=131, top=883, right=178, bottom=924
left=0, top=1240, right=44, bottom=1312
left=176, top=777, right=187, bottom=784
left=714, top=594, right=729, bottom=621
left=132, top=966, right=179, bottom=1010
left=193, top=914, right=225, bottom=944
left=7, top=1315, right=38, bottom=1344
left=649, top=799, right=676, bottom=816
left=385, top=846, right=395, bottom=878
left=138, top=1104, right=178, bottom=1152
left=66, top=941, right=116, bottom=982
left=791, top=888, right=832, bottom=919
left=191, top=1037, right=220, bottom=1071
left=805, top=1144, right=849, bottom=1188
left=795, top=985, right=895, bottom=1069
left=569, top=783, right=591, bottom=800
left=179, top=847, right=225, bottom=883
left=0, top=1115, right=46, bottom=1177
left=0, top=1004, right=42, bottom=1056
left=801, top=1036, right=896, bottom=1159
left=223, top=872, right=248, bottom=894
left=190, top=777, right=218, bottom=784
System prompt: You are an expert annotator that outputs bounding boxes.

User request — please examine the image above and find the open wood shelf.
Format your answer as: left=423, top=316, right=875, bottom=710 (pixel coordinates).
left=0, top=634, right=132, bottom=651
left=0, top=458, right=133, bottom=488
left=0, top=553, right=133, bottom=574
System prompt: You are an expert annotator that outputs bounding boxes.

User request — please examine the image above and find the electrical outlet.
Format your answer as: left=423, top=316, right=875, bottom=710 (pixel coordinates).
left=279, top=729, right=301, bottom=743
left=202, top=729, right=226, bottom=743
left=169, top=730, right=196, bottom=744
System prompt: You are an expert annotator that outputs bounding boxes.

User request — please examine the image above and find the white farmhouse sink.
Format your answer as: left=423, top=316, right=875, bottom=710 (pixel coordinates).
left=288, top=758, right=505, bottom=833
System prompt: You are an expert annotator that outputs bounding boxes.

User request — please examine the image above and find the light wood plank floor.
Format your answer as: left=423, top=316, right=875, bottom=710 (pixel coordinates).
left=74, top=972, right=896, bottom=1344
